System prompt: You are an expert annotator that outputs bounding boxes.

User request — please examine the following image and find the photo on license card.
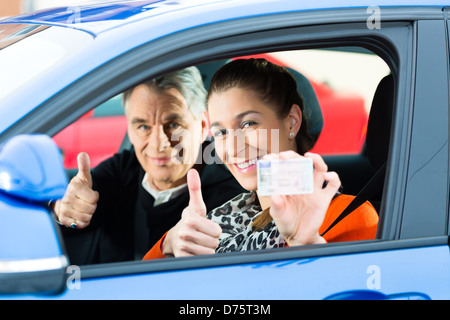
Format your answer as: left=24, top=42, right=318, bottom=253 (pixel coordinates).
left=257, top=158, right=313, bottom=196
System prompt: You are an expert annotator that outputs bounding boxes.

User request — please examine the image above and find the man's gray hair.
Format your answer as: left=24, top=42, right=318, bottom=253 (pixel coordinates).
left=122, top=66, right=207, bottom=119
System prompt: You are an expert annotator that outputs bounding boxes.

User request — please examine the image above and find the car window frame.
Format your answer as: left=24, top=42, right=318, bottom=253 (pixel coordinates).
left=3, top=8, right=448, bottom=277
left=447, top=12, right=450, bottom=238
left=398, top=19, right=450, bottom=239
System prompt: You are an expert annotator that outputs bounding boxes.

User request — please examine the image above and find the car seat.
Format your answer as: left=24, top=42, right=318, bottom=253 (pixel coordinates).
left=321, top=73, right=395, bottom=236
left=366, top=74, right=394, bottom=175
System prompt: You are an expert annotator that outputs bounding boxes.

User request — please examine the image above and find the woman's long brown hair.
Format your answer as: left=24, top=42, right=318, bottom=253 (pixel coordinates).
left=207, top=58, right=314, bottom=230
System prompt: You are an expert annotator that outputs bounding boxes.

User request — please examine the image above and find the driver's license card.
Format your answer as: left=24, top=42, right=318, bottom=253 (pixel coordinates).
left=257, top=158, right=314, bottom=196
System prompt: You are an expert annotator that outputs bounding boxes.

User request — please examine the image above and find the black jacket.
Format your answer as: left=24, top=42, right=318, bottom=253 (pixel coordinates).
left=62, top=145, right=244, bottom=265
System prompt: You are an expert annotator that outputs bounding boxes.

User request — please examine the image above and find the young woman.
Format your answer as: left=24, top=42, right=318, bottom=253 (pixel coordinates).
left=143, top=58, right=378, bottom=259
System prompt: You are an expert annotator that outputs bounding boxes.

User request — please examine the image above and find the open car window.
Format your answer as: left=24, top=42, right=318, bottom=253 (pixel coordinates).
left=53, top=45, right=392, bottom=269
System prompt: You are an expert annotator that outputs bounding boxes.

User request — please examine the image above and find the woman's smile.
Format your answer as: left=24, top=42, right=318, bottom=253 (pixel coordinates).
left=233, top=157, right=260, bottom=172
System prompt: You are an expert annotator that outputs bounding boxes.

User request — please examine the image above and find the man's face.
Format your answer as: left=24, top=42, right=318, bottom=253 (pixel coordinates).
left=127, top=84, right=207, bottom=190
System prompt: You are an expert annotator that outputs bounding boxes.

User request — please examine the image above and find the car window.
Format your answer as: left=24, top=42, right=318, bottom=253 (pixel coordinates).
left=93, top=94, right=125, bottom=118
left=52, top=44, right=392, bottom=266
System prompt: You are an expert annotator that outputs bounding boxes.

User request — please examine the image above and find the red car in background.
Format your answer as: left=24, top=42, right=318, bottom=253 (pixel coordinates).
left=52, top=95, right=128, bottom=169
left=52, top=53, right=367, bottom=170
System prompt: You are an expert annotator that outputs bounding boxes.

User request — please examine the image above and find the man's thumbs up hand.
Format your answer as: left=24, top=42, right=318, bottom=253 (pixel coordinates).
left=54, top=152, right=99, bottom=229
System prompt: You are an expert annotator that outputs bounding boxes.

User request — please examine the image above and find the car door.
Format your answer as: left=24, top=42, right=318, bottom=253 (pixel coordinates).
left=2, top=6, right=450, bottom=301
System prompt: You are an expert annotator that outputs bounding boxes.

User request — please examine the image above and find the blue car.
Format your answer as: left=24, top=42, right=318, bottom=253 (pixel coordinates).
left=0, top=0, right=449, bottom=302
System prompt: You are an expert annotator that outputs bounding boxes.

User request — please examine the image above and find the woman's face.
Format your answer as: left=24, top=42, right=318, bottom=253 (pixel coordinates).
left=208, top=87, right=299, bottom=191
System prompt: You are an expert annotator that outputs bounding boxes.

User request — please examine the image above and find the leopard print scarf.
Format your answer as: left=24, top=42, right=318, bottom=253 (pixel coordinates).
left=207, top=191, right=287, bottom=253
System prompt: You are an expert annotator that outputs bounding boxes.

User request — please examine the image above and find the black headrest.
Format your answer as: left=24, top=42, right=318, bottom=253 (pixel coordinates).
left=197, top=59, right=230, bottom=92
left=366, top=74, right=394, bottom=171
left=286, top=67, right=324, bottom=145
left=200, top=62, right=324, bottom=145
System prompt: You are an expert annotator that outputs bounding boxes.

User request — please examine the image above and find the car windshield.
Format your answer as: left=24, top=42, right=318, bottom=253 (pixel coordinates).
left=0, top=23, right=93, bottom=103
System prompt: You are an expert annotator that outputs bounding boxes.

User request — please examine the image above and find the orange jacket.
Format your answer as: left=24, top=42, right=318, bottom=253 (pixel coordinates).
left=142, top=194, right=378, bottom=260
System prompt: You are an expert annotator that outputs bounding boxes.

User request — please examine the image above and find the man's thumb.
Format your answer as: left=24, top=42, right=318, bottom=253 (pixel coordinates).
left=187, top=169, right=206, bottom=216
left=76, top=152, right=93, bottom=187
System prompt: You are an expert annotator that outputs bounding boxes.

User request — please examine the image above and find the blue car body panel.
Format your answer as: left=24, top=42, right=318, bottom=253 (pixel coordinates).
left=11, top=244, right=450, bottom=300
left=79, top=246, right=450, bottom=300
left=0, top=195, right=62, bottom=260
left=5, top=0, right=450, bottom=36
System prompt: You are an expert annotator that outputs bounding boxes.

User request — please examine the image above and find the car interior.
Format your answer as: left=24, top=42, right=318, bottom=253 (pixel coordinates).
left=118, top=51, right=394, bottom=232
left=58, top=46, right=395, bottom=264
